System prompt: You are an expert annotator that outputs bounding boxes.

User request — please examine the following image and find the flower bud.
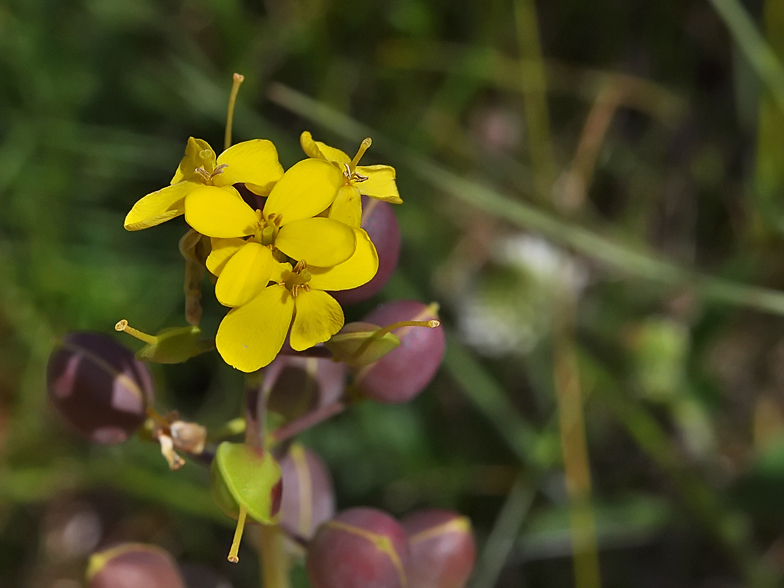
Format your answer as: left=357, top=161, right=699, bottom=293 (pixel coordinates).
left=355, top=301, right=445, bottom=403
left=277, top=443, right=335, bottom=540
left=264, top=356, right=346, bottom=421
left=47, top=332, right=154, bottom=444
left=333, top=198, right=400, bottom=305
left=402, top=510, right=476, bottom=588
left=87, top=543, right=185, bottom=588
left=307, top=507, right=410, bottom=588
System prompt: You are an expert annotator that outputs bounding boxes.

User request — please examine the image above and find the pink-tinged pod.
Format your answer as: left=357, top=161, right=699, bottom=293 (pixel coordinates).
left=277, top=443, right=335, bottom=540
left=47, top=332, right=154, bottom=445
left=333, top=198, right=400, bottom=305
left=402, top=509, right=476, bottom=588
left=307, top=507, right=410, bottom=588
left=87, top=543, right=185, bottom=588
left=355, top=301, right=445, bottom=403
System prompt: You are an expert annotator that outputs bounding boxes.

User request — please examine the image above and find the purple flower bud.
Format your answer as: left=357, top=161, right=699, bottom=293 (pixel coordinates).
left=277, top=444, right=335, bottom=540
left=307, top=507, right=410, bottom=588
left=47, top=332, right=154, bottom=444
left=333, top=198, right=400, bottom=305
left=264, top=355, right=346, bottom=421
left=87, top=543, right=185, bottom=588
left=402, top=510, right=476, bottom=588
left=355, top=301, right=445, bottom=403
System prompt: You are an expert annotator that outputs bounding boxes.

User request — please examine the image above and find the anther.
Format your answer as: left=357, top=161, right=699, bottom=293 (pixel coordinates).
left=195, top=167, right=211, bottom=181
left=211, top=164, right=228, bottom=177
left=115, top=320, right=157, bottom=345
left=350, top=137, right=372, bottom=170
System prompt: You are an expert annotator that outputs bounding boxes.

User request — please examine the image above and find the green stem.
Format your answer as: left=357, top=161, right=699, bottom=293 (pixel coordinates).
left=244, top=372, right=291, bottom=588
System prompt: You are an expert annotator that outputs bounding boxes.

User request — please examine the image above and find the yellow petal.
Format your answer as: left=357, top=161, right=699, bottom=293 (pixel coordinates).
left=308, top=228, right=379, bottom=291
left=276, top=218, right=356, bottom=267
left=172, top=137, right=216, bottom=184
left=264, top=159, right=343, bottom=224
left=184, top=185, right=258, bottom=238
left=124, top=181, right=193, bottom=231
left=214, top=139, right=285, bottom=196
left=290, top=289, right=344, bottom=351
left=354, top=165, right=403, bottom=204
left=216, top=285, right=295, bottom=372
left=300, top=131, right=326, bottom=160
left=299, top=131, right=352, bottom=165
left=215, top=243, right=274, bottom=307
left=329, top=185, right=362, bottom=227
left=207, top=237, right=247, bottom=276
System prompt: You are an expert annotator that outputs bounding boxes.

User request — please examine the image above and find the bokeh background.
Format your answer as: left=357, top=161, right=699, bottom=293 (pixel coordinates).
left=5, top=0, right=784, bottom=586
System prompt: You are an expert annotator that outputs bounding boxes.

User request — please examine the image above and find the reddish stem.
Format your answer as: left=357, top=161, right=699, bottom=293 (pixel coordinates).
left=271, top=401, right=347, bottom=444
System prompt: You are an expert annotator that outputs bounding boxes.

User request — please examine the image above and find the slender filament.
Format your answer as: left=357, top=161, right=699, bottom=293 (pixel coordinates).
left=114, top=320, right=157, bottom=345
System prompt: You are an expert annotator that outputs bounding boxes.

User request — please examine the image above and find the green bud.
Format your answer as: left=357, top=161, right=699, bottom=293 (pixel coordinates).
left=324, top=322, right=401, bottom=367
left=210, top=442, right=283, bottom=523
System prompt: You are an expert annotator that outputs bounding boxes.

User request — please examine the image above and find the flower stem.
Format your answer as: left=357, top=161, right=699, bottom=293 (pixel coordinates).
left=244, top=371, right=291, bottom=588
left=224, top=73, right=245, bottom=151
left=270, top=401, right=347, bottom=445
left=553, top=297, right=601, bottom=588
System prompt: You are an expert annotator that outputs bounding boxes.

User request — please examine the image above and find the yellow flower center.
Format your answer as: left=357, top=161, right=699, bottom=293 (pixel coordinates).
left=344, top=138, right=372, bottom=186
left=251, top=210, right=282, bottom=246
left=282, top=260, right=312, bottom=297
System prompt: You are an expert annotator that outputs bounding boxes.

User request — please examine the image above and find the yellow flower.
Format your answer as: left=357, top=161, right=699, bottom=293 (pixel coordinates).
left=124, top=137, right=284, bottom=231
left=300, top=131, right=402, bottom=227
left=216, top=234, right=379, bottom=372
left=189, top=158, right=358, bottom=308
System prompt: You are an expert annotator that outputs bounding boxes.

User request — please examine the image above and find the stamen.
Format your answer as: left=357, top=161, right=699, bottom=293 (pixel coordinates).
left=227, top=504, right=248, bottom=563
left=350, top=137, right=372, bottom=170
left=115, top=320, right=157, bottom=345
left=211, top=164, right=228, bottom=177
left=195, top=167, right=211, bottom=181
left=224, top=73, right=245, bottom=151
left=351, top=171, right=369, bottom=183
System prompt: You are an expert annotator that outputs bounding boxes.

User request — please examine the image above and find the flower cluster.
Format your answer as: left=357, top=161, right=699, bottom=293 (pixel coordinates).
left=124, top=133, right=400, bottom=372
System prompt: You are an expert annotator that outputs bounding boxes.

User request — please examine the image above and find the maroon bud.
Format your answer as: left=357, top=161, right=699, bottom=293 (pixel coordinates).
left=402, top=510, right=476, bottom=588
left=48, top=332, right=154, bottom=444
left=333, top=198, right=400, bottom=305
left=87, top=543, right=185, bottom=588
left=307, top=507, right=410, bottom=588
left=264, top=356, right=346, bottom=420
left=277, top=443, right=335, bottom=540
left=355, top=301, right=445, bottom=403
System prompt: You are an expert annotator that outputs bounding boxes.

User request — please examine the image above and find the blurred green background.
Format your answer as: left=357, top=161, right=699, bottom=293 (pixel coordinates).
left=6, top=0, right=784, bottom=586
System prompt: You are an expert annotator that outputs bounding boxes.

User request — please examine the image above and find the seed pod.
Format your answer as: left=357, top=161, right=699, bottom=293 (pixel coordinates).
left=307, top=507, right=410, bottom=588
left=277, top=443, right=335, bottom=540
left=333, top=198, right=400, bottom=305
left=354, top=301, right=445, bottom=403
left=47, top=332, right=154, bottom=445
left=402, top=510, right=476, bottom=588
left=264, top=356, right=346, bottom=421
left=87, top=543, right=185, bottom=588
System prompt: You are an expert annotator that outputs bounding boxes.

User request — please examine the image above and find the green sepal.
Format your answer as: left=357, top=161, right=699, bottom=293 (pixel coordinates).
left=324, top=322, right=401, bottom=367
left=209, top=442, right=282, bottom=523
left=135, top=326, right=207, bottom=364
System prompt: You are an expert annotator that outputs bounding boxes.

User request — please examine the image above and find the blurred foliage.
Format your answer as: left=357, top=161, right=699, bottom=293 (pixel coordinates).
left=6, top=0, right=784, bottom=586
